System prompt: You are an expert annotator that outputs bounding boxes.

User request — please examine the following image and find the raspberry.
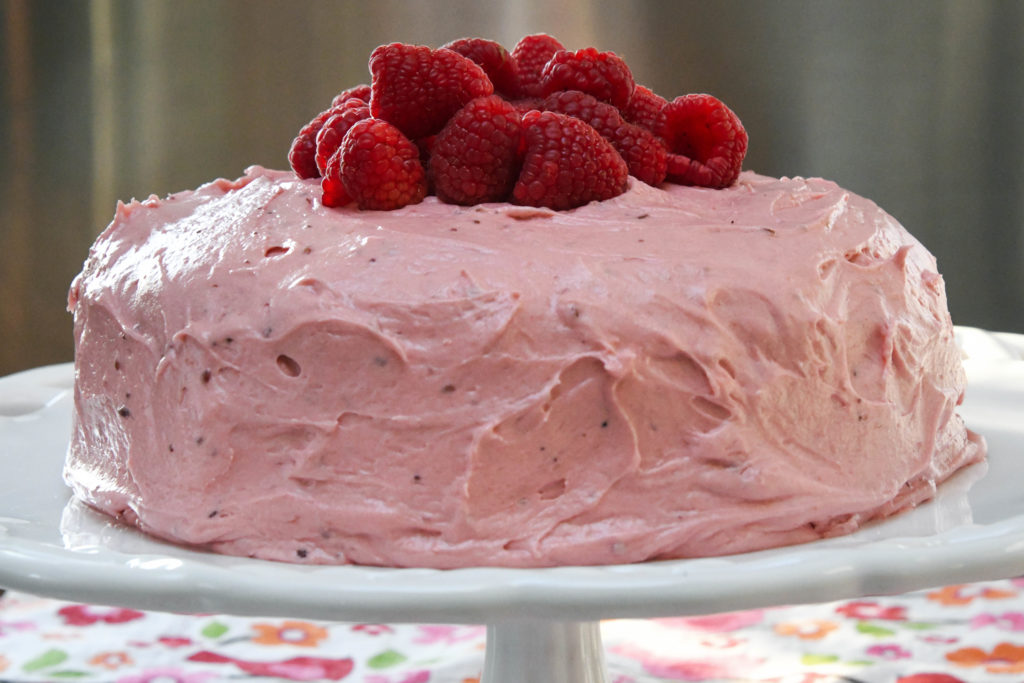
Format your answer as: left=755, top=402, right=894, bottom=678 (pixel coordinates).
left=314, top=99, right=370, bottom=175
left=657, top=93, right=748, bottom=188
left=539, top=47, right=635, bottom=110
left=288, top=105, right=344, bottom=179
left=331, top=84, right=371, bottom=107
left=368, top=43, right=494, bottom=140
left=543, top=90, right=623, bottom=136
left=320, top=148, right=351, bottom=208
left=622, top=84, right=667, bottom=133
left=610, top=123, right=667, bottom=186
left=338, top=118, right=428, bottom=210
left=510, top=33, right=565, bottom=98
left=508, top=97, right=544, bottom=115
left=543, top=91, right=667, bottom=186
left=513, top=110, right=628, bottom=210
left=430, top=96, right=524, bottom=205
left=442, top=38, right=519, bottom=98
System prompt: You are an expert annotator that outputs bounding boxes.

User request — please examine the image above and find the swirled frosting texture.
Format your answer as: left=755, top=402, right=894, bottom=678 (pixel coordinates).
left=66, top=167, right=984, bottom=567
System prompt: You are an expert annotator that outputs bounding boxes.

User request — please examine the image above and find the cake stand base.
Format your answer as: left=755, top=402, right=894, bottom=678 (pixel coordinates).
left=483, top=620, right=607, bottom=683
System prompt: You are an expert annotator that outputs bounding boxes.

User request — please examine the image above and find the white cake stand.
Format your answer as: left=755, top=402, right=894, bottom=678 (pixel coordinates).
left=3, top=327, right=1024, bottom=683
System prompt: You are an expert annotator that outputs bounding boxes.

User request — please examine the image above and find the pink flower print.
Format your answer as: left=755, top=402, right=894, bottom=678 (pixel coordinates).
left=867, top=643, right=913, bottom=660
left=352, top=623, right=395, bottom=635
left=657, top=609, right=765, bottom=632
left=611, top=643, right=761, bottom=681
left=919, top=634, right=959, bottom=645
left=897, top=675, right=966, bottom=683
left=835, top=600, right=907, bottom=620
left=188, top=651, right=354, bottom=680
left=413, top=624, right=486, bottom=645
left=116, top=668, right=218, bottom=683
left=157, top=635, right=193, bottom=648
left=366, top=672, right=430, bottom=683
left=0, top=619, right=36, bottom=637
left=969, top=611, right=1024, bottom=631
left=58, top=604, right=145, bottom=626
left=760, top=675, right=852, bottom=683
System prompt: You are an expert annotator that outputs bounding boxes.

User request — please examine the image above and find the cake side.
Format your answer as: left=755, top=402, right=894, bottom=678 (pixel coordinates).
left=65, top=168, right=984, bottom=567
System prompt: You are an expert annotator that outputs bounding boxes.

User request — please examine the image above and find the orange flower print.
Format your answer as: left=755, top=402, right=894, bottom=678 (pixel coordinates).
left=0, top=655, right=8, bottom=673
left=946, top=642, right=1024, bottom=674
left=928, top=584, right=1017, bottom=606
left=772, top=619, right=839, bottom=640
left=88, top=651, right=134, bottom=670
left=252, top=619, right=328, bottom=647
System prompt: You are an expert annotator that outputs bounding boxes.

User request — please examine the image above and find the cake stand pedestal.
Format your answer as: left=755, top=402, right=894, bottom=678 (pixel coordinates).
left=483, top=621, right=607, bottom=682
left=2, top=327, right=1024, bottom=683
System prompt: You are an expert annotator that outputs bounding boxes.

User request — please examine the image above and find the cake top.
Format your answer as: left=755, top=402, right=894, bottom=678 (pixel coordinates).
left=287, top=34, right=748, bottom=211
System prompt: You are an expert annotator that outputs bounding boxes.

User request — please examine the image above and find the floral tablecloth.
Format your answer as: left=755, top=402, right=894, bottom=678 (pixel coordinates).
left=3, top=579, right=1024, bottom=682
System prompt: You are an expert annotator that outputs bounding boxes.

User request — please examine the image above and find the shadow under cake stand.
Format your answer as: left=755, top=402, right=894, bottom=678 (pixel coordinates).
left=2, top=328, right=1024, bottom=683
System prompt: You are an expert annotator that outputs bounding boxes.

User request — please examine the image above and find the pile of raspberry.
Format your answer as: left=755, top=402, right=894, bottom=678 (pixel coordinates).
left=288, top=34, right=748, bottom=211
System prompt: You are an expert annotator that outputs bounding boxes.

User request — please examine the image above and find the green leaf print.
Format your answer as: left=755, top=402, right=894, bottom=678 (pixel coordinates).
left=49, top=671, right=91, bottom=678
left=800, top=653, right=839, bottom=665
left=22, top=649, right=68, bottom=672
left=902, top=621, right=938, bottom=630
left=201, top=620, right=230, bottom=639
left=368, top=649, right=408, bottom=669
left=855, top=622, right=896, bottom=637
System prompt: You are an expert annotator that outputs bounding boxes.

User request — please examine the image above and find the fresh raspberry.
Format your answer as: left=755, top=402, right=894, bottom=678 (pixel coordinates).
left=314, top=99, right=370, bottom=175
left=539, top=47, right=635, bottom=110
left=368, top=43, right=494, bottom=140
left=513, top=110, right=628, bottom=210
left=331, top=84, right=371, bottom=107
left=510, top=33, right=565, bottom=98
left=508, top=97, right=544, bottom=115
left=622, top=84, right=667, bottom=133
left=610, top=123, right=667, bottom=186
left=657, top=93, right=747, bottom=188
left=442, top=37, right=519, bottom=98
left=338, top=118, right=428, bottom=210
left=543, top=91, right=666, bottom=186
left=320, top=148, right=351, bottom=208
left=288, top=105, right=344, bottom=179
left=430, top=96, right=524, bottom=205
left=543, top=90, right=623, bottom=137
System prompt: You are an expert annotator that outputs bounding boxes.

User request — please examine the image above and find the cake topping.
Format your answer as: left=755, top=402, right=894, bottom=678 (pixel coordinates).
left=430, top=95, right=524, bottom=205
left=512, top=110, right=628, bottom=209
left=367, top=43, right=494, bottom=140
left=538, top=47, right=636, bottom=110
left=542, top=90, right=667, bottom=186
left=510, top=33, right=566, bottom=98
left=441, top=37, right=520, bottom=99
left=622, top=84, right=669, bottom=133
left=288, top=106, right=341, bottom=180
left=330, top=118, right=427, bottom=210
left=313, top=99, right=370, bottom=175
left=330, top=84, right=371, bottom=108
left=658, top=93, right=749, bottom=189
left=290, top=34, right=749, bottom=210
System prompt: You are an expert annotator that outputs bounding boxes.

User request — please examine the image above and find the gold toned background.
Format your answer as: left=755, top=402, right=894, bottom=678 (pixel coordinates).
left=2, top=0, right=1022, bottom=376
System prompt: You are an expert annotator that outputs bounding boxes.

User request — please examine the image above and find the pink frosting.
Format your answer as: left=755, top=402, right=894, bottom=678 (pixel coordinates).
left=66, top=167, right=984, bottom=567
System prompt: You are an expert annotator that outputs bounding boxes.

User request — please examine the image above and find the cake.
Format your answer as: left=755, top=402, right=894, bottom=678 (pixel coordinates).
left=65, top=36, right=984, bottom=568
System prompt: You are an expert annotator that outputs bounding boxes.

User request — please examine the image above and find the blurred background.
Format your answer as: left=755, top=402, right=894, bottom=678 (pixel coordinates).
left=1, top=0, right=1022, bottom=377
